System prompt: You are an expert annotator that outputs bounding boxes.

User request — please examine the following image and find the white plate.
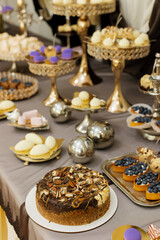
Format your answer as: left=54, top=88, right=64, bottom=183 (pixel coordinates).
left=25, top=186, right=118, bottom=233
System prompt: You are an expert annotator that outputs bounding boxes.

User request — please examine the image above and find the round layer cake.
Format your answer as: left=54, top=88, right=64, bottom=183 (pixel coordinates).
left=36, top=164, right=110, bottom=225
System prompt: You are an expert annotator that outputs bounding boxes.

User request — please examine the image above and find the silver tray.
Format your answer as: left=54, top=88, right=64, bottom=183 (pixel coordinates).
left=101, top=152, right=160, bottom=207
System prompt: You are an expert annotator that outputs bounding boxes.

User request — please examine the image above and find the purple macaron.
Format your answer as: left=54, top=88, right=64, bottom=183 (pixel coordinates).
left=62, top=48, right=73, bottom=60
left=50, top=56, right=58, bottom=64
left=34, top=55, right=46, bottom=63
left=30, top=51, right=41, bottom=57
left=40, top=46, right=46, bottom=54
left=124, top=228, right=141, bottom=240
left=55, top=45, right=62, bottom=53
left=2, top=6, right=13, bottom=13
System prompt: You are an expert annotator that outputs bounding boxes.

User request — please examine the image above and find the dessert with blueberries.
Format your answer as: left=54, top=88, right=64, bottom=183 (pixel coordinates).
left=151, top=119, right=160, bottom=133
left=131, top=116, right=152, bottom=125
left=0, top=77, right=33, bottom=91
left=133, top=172, right=159, bottom=192
left=123, top=162, right=149, bottom=181
left=127, top=114, right=152, bottom=129
left=130, top=105, right=152, bottom=115
left=146, top=180, right=160, bottom=200
left=113, top=156, right=138, bottom=173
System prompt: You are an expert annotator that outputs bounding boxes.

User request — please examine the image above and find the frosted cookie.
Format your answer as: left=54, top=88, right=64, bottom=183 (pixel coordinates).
left=45, top=136, right=57, bottom=151
left=25, top=133, right=43, bottom=144
left=71, top=97, right=82, bottom=107
left=14, top=140, right=34, bottom=155
left=29, top=144, right=50, bottom=159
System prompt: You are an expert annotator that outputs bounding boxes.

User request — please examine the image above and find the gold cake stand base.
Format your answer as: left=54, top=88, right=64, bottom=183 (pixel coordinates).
left=107, top=59, right=130, bottom=113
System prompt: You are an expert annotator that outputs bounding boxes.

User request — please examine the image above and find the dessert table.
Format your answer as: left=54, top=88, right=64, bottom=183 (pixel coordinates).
left=0, top=57, right=159, bottom=240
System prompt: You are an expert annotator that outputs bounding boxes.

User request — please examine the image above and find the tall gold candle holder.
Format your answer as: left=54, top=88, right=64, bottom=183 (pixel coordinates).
left=46, top=1, right=115, bottom=87
left=17, top=0, right=27, bottom=36
left=87, top=41, right=150, bottom=112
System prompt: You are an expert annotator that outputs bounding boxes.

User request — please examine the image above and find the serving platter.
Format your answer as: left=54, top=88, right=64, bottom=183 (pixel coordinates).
left=102, top=152, right=160, bottom=207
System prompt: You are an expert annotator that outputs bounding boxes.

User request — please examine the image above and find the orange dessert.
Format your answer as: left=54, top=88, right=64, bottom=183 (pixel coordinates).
left=113, top=156, right=138, bottom=173
left=146, top=180, right=160, bottom=200
left=133, top=172, right=159, bottom=192
left=123, top=162, right=149, bottom=182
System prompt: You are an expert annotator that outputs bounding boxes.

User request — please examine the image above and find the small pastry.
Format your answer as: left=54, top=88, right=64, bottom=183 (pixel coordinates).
left=14, top=140, right=34, bottom=155
left=133, top=172, right=159, bottom=192
left=45, top=46, right=56, bottom=57
left=29, top=144, right=50, bottom=159
left=45, top=136, right=57, bottom=150
left=124, top=228, right=141, bottom=240
left=137, top=147, right=154, bottom=164
left=34, top=55, right=46, bottom=63
left=140, top=74, right=153, bottom=90
left=0, top=100, right=15, bottom=113
left=90, top=97, right=101, bottom=108
left=139, top=33, right=149, bottom=42
left=53, top=0, right=63, bottom=3
left=130, top=115, right=152, bottom=127
left=123, top=162, right=149, bottom=181
left=18, top=116, right=26, bottom=126
left=113, top=156, right=138, bottom=173
left=71, top=97, right=82, bottom=107
left=146, top=180, right=160, bottom=200
left=1, top=81, right=9, bottom=89
left=24, top=82, right=32, bottom=88
left=63, top=0, right=72, bottom=4
left=134, top=36, right=145, bottom=46
left=54, top=45, right=62, bottom=53
left=130, top=105, right=152, bottom=115
left=77, top=0, right=87, bottom=4
left=103, top=37, right=114, bottom=47
left=118, top=38, right=130, bottom=48
left=40, top=46, right=46, bottom=54
left=148, top=224, right=160, bottom=240
left=2, top=6, right=13, bottom=13
left=30, top=117, right=43, bottom=126
left=50, top=56, right=58, bottom=64
left=22, top=109, right=38, bottom=119
left=91, top=31, right=102, bottom=43
left=133, top=30, right=140, bottom=39
left=62, top=48, right=73, bottom=60
left=25, top=132, right=43, bottom=144
left=10, top=79, right=21, bottom=89
left=79, top=91, right=90, bottom=103
left=30, top=51, right=41, bottom=58
left=149, top=157, right=160, bottom=173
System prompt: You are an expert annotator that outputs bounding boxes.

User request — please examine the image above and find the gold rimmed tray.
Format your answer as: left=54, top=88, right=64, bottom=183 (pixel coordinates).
left=101, top=152, right=160, bottom=207
left=9, top=121, right=49, bottom=131
left=0, top=72, right=38, bottom=101
left=16, top=148, right=61, bottom=166
left=0, top=114, right=7, bottom=120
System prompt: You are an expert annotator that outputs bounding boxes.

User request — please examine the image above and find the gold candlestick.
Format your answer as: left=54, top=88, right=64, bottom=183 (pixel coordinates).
left=17, top=0, right=27, bottom=36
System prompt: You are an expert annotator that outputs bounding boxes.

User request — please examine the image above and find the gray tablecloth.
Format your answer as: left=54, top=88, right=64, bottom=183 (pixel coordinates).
left=0, top=58, right=159, bottom=240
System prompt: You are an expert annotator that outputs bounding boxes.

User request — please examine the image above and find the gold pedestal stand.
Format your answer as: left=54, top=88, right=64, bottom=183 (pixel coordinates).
left=87, top=42, right=150, bottom=112
left=28, top=60, right=76, bottom=106
left=48, top=2, right=115, bottom=87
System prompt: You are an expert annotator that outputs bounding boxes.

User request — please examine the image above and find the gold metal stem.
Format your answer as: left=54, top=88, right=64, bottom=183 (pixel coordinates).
left=69, top=16, right=94, bottom=87
left=43, top=76, right=62, bottom=106
left=17, top=0, right=27, bottom=36
left=9, top=61, right=18, bottom=73
left=107, top=59, right=130, bottom=113
left=76, top=113, right=93, bottom=133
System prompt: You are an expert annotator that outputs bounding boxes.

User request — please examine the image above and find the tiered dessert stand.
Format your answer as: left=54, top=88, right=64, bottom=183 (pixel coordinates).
left=27, top=59, right=77, bottom=106
left=46, top=0, right=115, bottom=86
left=139, top=53, right=160, bottom=140
left=87, top=41, right=150, bottom=112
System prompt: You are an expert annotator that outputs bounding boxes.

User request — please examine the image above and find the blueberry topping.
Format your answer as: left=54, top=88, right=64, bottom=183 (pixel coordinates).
left=12, top=79, right=21, bottom=84
left=114, top=157, right=137, bottom=167
left=156, top=121, right=160, bottom=127
left=147, top=180, right=160, bottom=193
left=132, top=105, right=152, bottom=115
left=0, top=77, right=8, bottom=82
left=132, top=116, right=152, bottom=123
left=0, top=86, right=4, bottom=90
left=25, top=82, right=32, bottom=87
left=125, top=162, right=148, bottom=176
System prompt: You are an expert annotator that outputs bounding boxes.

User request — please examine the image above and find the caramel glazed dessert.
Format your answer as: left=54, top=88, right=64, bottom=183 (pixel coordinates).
left=36, top=164, right=110, bottom=225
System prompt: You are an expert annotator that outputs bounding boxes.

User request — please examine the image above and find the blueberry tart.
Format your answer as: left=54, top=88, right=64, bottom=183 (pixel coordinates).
left=133, top=172, right=159, bottom=192
left=146, top=180, right=160, bottom=200
left=113, top=156, right=138, bottom=173
left=123, top=162, right=149, bottom=181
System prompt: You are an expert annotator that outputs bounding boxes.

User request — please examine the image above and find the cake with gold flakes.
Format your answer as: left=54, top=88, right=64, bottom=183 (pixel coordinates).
left=36, top=164, right=110, bottom=225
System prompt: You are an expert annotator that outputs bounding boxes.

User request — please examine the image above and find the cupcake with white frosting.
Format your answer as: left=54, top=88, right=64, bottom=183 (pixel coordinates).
left=118, top=38, right=130, bottom=48
left=103, top=37, right=113, bottom=47
left=71, top=97, right=82, bottom=107
left=90, top=97, right=101, bottom=108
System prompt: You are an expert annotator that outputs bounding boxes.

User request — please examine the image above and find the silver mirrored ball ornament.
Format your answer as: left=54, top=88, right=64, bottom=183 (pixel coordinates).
left=68, top=136, right=95, bottom=163
left=87, top=121, right=114, bottom=149
left=50, top=101, right=71, bottom=123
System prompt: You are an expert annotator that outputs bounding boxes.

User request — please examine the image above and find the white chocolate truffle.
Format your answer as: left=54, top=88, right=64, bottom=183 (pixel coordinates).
left=79, top=91, right=89, bottom=101
left=133, top=30, right=140, bottom=38
left=90, top=0, right=101, bottom=3
left=15, top=140, right=34, bottom=151
left=29, top=144, right=50, bottom=156
left=103, top=37, right=113, bottom=47
left=0, top=100, right=15, bottom=110
left=25, top=133, right=43, bottom=144
left=77, top=0, right=87, bottom=4
left=101, top=28, right=107, bottom=35
left=90, top=97, right=101, bottom=107
left=45, top=136, right=56, bottom=149
left=118, top=38, right=130, bottom=48
left=139, top=33, right=149, bottom=41
left=71, top=97, right=82, bottom=107
left=53, top=0, right=63, bottom=3
left=134, top=36, right=145, bottom=45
